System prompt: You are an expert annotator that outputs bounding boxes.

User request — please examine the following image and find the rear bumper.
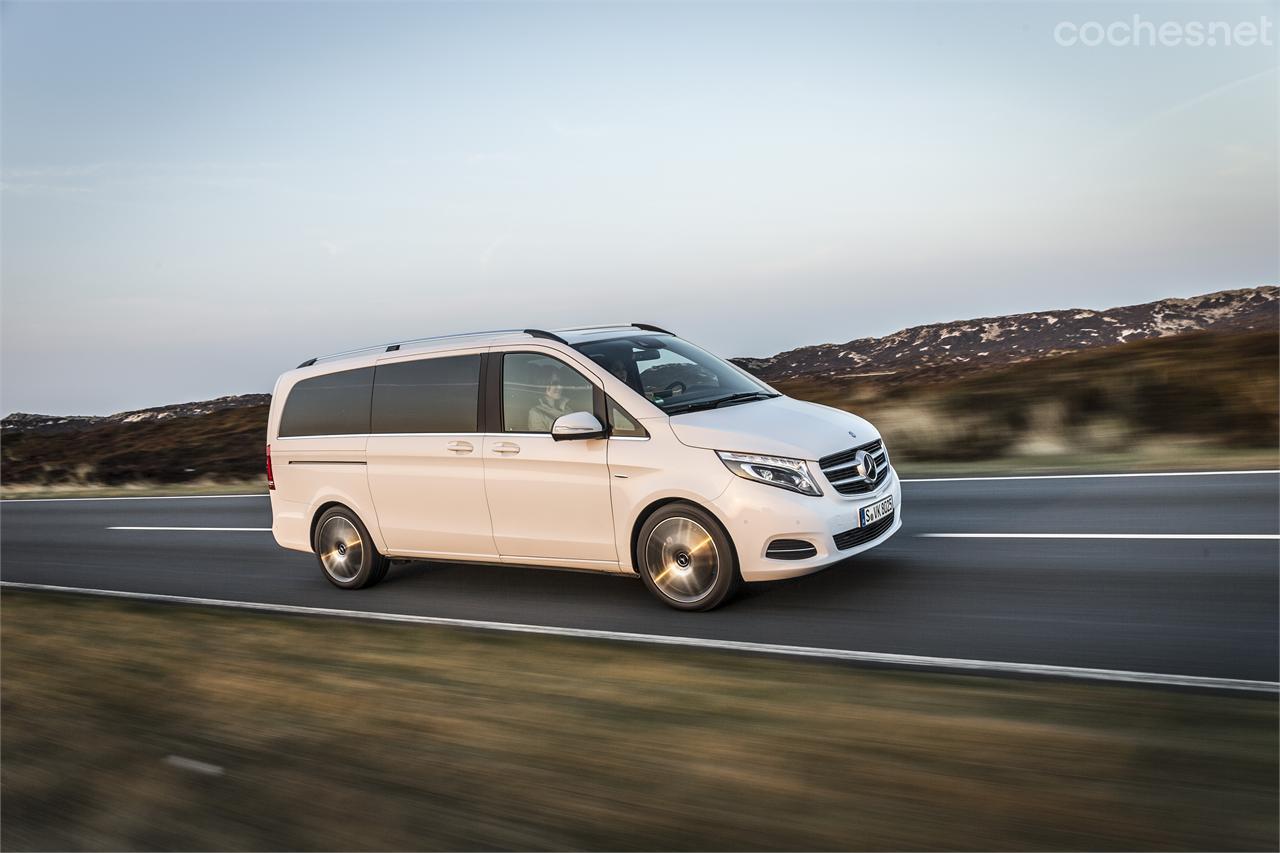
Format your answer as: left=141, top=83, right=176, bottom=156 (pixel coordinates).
left=269, top=495, right=314, bottom=554
left=713, top=466, right=903, bottom=582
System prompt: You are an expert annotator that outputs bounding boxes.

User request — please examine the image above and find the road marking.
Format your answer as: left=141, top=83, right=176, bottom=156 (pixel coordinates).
left=1, top=494, right=268, bottom=503
left=903, top=470, right=1279, bottom=483
left=919, top=533, right=1280, bottom=540
left=1, top=581, right=1274, bottom=694
left=107, top=526, right=271, bottom=532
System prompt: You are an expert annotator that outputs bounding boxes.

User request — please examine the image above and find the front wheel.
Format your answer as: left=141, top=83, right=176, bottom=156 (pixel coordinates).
left=313, top=506, right=389, bottom=589
left=637, top=503, right=740, bottom=611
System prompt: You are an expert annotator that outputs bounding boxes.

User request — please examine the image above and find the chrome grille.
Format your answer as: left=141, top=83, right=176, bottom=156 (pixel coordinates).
left=833, top=510, right=896, bottom=550
left=819, top=439, right=889, bottom=495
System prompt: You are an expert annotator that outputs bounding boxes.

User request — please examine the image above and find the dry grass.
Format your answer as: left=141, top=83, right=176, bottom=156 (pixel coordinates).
left=1, top=405, right=269, bottom=487
left=2, top=590, right=1276, bottom=851
left=777, top=330, right=1279, bottom=464
left=0, top=479, right=266, bottom=500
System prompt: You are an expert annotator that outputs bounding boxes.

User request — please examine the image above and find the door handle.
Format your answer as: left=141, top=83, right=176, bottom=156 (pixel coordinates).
left=492, top=442, right=521, bottom=455
left=446, top=441, right=474, bottom=454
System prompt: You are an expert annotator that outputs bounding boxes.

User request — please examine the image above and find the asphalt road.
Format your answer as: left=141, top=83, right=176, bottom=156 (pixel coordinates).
left=2, top=472, right=1277, bottom=682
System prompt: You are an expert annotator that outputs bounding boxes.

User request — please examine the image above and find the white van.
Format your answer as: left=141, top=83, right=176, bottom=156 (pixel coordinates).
left=267, top=325, right=901, bottom=610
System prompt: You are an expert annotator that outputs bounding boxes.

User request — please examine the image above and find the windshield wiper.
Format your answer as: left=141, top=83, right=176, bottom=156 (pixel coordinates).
left=711, top=391, right=778, bottom=408
left=665, top=392, right=778, bottom=415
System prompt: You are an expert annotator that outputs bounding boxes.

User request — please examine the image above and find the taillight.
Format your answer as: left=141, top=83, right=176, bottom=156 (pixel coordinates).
left=266, top=443, right=275, bottom=490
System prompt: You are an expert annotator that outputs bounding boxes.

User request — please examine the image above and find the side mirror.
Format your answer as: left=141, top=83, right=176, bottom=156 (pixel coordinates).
left=551, top=411, right=606, bottom=441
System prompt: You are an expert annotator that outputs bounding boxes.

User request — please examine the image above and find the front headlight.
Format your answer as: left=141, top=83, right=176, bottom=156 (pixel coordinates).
left=716, top=451, right=823, bottom=496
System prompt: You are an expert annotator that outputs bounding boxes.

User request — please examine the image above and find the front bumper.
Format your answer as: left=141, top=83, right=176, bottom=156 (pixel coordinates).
left=712, top=465, right=903, bottom=582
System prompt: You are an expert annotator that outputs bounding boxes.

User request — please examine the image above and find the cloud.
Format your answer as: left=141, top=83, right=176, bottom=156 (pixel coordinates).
left=4, top=163, right=105, bottom=179
left=1151, top=66, right=1277, bottom=122
left=0, top=181, right=92, bottom=196
left=481, top=235, right=506, bottom=269
left=466, top=151, right=521, bottom=164
left=1, top=163, right=105, bottom=195
left=1102, top=65, right=1278, bottom=151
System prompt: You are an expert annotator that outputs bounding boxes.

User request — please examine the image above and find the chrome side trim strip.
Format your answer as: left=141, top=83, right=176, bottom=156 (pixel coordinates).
left=286, top=460, right=366, bottom=466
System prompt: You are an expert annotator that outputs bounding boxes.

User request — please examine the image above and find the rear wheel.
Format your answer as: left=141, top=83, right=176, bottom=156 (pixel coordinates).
left=637, top=502, right=739, bottom=611
left=313, top=506, right=389, bottom=589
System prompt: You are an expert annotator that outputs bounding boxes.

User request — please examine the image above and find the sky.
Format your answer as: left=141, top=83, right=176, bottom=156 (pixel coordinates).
left=2, top=0, right=1276, bottom=415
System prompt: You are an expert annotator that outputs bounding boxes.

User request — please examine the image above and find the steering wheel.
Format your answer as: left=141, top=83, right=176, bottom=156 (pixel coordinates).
left=662, top=381, right=687, bottom=396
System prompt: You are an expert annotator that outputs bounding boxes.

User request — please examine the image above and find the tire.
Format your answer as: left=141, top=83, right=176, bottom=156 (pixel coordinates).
left=637, top=502, right=740, bottom=611
left=313, top=506, right=390, bottom=590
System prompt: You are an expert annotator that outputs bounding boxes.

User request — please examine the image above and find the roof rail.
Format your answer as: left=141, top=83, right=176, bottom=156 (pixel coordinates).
left=380, top=329, right=526, bottom=352
left=523, top=328, right=570, bottom=345
left=296, top=325, right=662, bottom=367
left=297, top=328, right=529, bottom=367
left=632, top=323, right=675, bottom=336
left=553, top=323, right=676, bottom=336
left=555, top=324, right=635, bottom=333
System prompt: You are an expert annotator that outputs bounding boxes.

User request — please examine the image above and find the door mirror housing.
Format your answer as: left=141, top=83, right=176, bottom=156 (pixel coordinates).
left=551, top=411, right=606, bottom=441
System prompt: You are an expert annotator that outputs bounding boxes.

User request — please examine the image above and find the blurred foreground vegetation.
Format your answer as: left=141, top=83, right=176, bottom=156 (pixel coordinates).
left=1, top=330, right=1276, bottom=492
left=776, top=330, right=1279, bottom=464
left=3, top=590, right=1276, bottom=851
left=1, top=403, right=267, bottom=487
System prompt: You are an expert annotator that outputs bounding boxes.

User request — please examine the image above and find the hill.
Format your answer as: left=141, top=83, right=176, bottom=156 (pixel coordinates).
left=773, top=329, right=1277, bottom=463
left=1, top=402, right=270, bottom=486
left=734, top=286, right=1276, bottom=385
left=2, top=290, right=1276, bottom=488
left=0, top=394, right=270, bottom=436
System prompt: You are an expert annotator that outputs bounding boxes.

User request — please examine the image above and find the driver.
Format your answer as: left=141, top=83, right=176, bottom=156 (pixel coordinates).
left=605, top=360, right=629, bottom=384
left=590, top=352, right=644, bottom=394
left=528, top=370, right=572, bottom=432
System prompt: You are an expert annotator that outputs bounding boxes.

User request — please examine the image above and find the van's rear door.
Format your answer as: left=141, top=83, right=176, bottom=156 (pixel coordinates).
left=365, top=350, right=498, bottom=559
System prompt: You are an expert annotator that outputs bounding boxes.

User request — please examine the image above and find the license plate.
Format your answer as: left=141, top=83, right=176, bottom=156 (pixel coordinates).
left=860, top=495, right=893, bottom=527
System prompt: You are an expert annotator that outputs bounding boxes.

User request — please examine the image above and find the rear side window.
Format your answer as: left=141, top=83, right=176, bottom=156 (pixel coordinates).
left=278, top=367, right=373, bottom=437
left=372, top=355, right=481, bottom=434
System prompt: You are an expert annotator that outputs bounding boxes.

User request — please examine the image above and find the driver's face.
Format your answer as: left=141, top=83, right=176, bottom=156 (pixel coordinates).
left=545, top=378, right=563, bottom=400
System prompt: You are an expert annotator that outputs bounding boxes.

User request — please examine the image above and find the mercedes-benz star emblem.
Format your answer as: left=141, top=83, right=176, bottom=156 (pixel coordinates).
left=853, top=449, right=878, bottom=483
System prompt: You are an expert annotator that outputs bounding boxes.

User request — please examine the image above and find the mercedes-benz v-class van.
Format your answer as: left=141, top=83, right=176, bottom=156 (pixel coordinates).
left=267, top=325, right=901, bottom=610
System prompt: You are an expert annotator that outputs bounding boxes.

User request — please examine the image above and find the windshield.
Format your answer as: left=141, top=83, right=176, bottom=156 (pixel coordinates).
left=573, top=335, right=776, bottom=414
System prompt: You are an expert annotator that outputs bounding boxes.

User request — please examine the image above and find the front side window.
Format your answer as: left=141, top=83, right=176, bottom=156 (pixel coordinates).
left=575, top=335, right=775, bottom=415
left=278, top=367, right=374, bottom=437
left=608, top=397, right=647, bottom=438
left=502, top=353, right=595, bottom=433
left=371, top=354, right=480, bottom=434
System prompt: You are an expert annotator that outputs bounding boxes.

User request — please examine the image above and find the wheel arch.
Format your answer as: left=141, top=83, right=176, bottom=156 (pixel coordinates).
left=309, top=500, right=353, bottom=552
left=628, top=496, right=738, bottom=576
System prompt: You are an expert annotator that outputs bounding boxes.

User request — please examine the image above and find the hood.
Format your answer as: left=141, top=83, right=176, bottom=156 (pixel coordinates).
left=668, top=395, right=879, bottom=460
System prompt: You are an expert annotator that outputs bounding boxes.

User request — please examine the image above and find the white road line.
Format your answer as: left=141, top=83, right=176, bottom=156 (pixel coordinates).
left=919, top=533, right=1280, bottom=540
left=1, top=494, right=268, bottom=503
left=902, top=470, right=1279, bottom=483
left=1, top=581, right=1274, bottom=694
left=107, top=526, right=271, bottom=532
